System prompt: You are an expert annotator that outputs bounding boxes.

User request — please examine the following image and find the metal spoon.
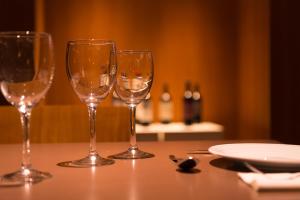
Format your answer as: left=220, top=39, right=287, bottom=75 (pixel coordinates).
left=169, top=155, right=199, bottom=171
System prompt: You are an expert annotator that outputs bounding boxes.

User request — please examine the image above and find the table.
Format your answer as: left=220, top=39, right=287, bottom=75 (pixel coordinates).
left=0, top=141, right=299, bottom=200
left=136, top=122, right=224, bottom=141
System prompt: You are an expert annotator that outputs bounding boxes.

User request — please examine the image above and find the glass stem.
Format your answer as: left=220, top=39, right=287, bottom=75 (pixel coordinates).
left=20, top=109, right=32, bottom=171
left=129, top=106, right=137, bottom=149
left=88, top=104, right=98, bottom=156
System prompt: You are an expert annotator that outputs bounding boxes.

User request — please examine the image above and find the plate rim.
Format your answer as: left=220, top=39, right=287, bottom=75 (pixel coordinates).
left=208, top=143, right=300, bottom=167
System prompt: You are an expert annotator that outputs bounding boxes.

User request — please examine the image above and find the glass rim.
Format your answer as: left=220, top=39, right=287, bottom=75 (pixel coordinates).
left=67, top=39, right=115, bottom=46
left=0, top=31, right=51, bottom=38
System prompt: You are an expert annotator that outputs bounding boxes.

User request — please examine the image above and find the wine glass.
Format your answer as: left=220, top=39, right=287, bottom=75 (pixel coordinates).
left=66, top=39, right=116, bottom=167
left=0, top=31, right=54, bottom=185
left=109, top=50, right=154, bottom=159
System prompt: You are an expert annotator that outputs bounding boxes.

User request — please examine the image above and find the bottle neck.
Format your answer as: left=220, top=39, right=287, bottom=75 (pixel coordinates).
left=193, top=91, right=201, bottom=100
left=161, top=84, right=171, bottom=101
left=184, top=81, right=192, bottom=99
left=184, top=90, right=192, bottom=99
left=192, top=85, right=201, bottom=100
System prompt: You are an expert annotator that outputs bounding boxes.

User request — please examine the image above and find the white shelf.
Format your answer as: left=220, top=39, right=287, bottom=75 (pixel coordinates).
left=136, top=122, right=224, bottom=141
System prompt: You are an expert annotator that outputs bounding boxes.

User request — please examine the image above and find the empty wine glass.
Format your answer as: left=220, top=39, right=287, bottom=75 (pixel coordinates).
left=0, top=31, right=54, bottom=185
left=109, top=50, right=154, bottom=159
left=66, top=39, right=116, bottom=167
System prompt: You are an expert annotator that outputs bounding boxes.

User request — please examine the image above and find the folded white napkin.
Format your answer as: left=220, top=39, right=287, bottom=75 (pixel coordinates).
left=238, top=172, right=300, bottom=191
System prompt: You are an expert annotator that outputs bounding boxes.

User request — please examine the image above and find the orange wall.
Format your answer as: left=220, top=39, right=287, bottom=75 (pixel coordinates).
left=237, top=0, right=270, bottom=139
left=37, top=0, right=270, bottom=139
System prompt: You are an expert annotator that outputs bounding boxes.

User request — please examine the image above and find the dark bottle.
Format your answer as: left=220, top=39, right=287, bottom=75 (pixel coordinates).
left=192, top=84, right=202, bottom=123
left=183, top=81, right=193, bottom=125
left=158, top=84, right=173, bottom=124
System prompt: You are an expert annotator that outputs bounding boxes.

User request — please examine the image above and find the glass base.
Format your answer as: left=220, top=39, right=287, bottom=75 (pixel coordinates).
left=58, top=153, right=115, bottom=168
left=0, top=168, right=52, bottom=186
left=109, top=147, right=155, bottom=159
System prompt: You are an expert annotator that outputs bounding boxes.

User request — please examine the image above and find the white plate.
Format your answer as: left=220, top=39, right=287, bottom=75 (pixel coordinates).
left=208, top=143, right=300, bottom=169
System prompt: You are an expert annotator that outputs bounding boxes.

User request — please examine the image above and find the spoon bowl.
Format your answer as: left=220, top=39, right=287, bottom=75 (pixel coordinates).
left=169, top=155, right=199, bottom=171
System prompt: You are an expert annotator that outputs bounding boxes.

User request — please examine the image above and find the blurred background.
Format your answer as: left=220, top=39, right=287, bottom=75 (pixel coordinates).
left=0, top=0, right=299, bottom=143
